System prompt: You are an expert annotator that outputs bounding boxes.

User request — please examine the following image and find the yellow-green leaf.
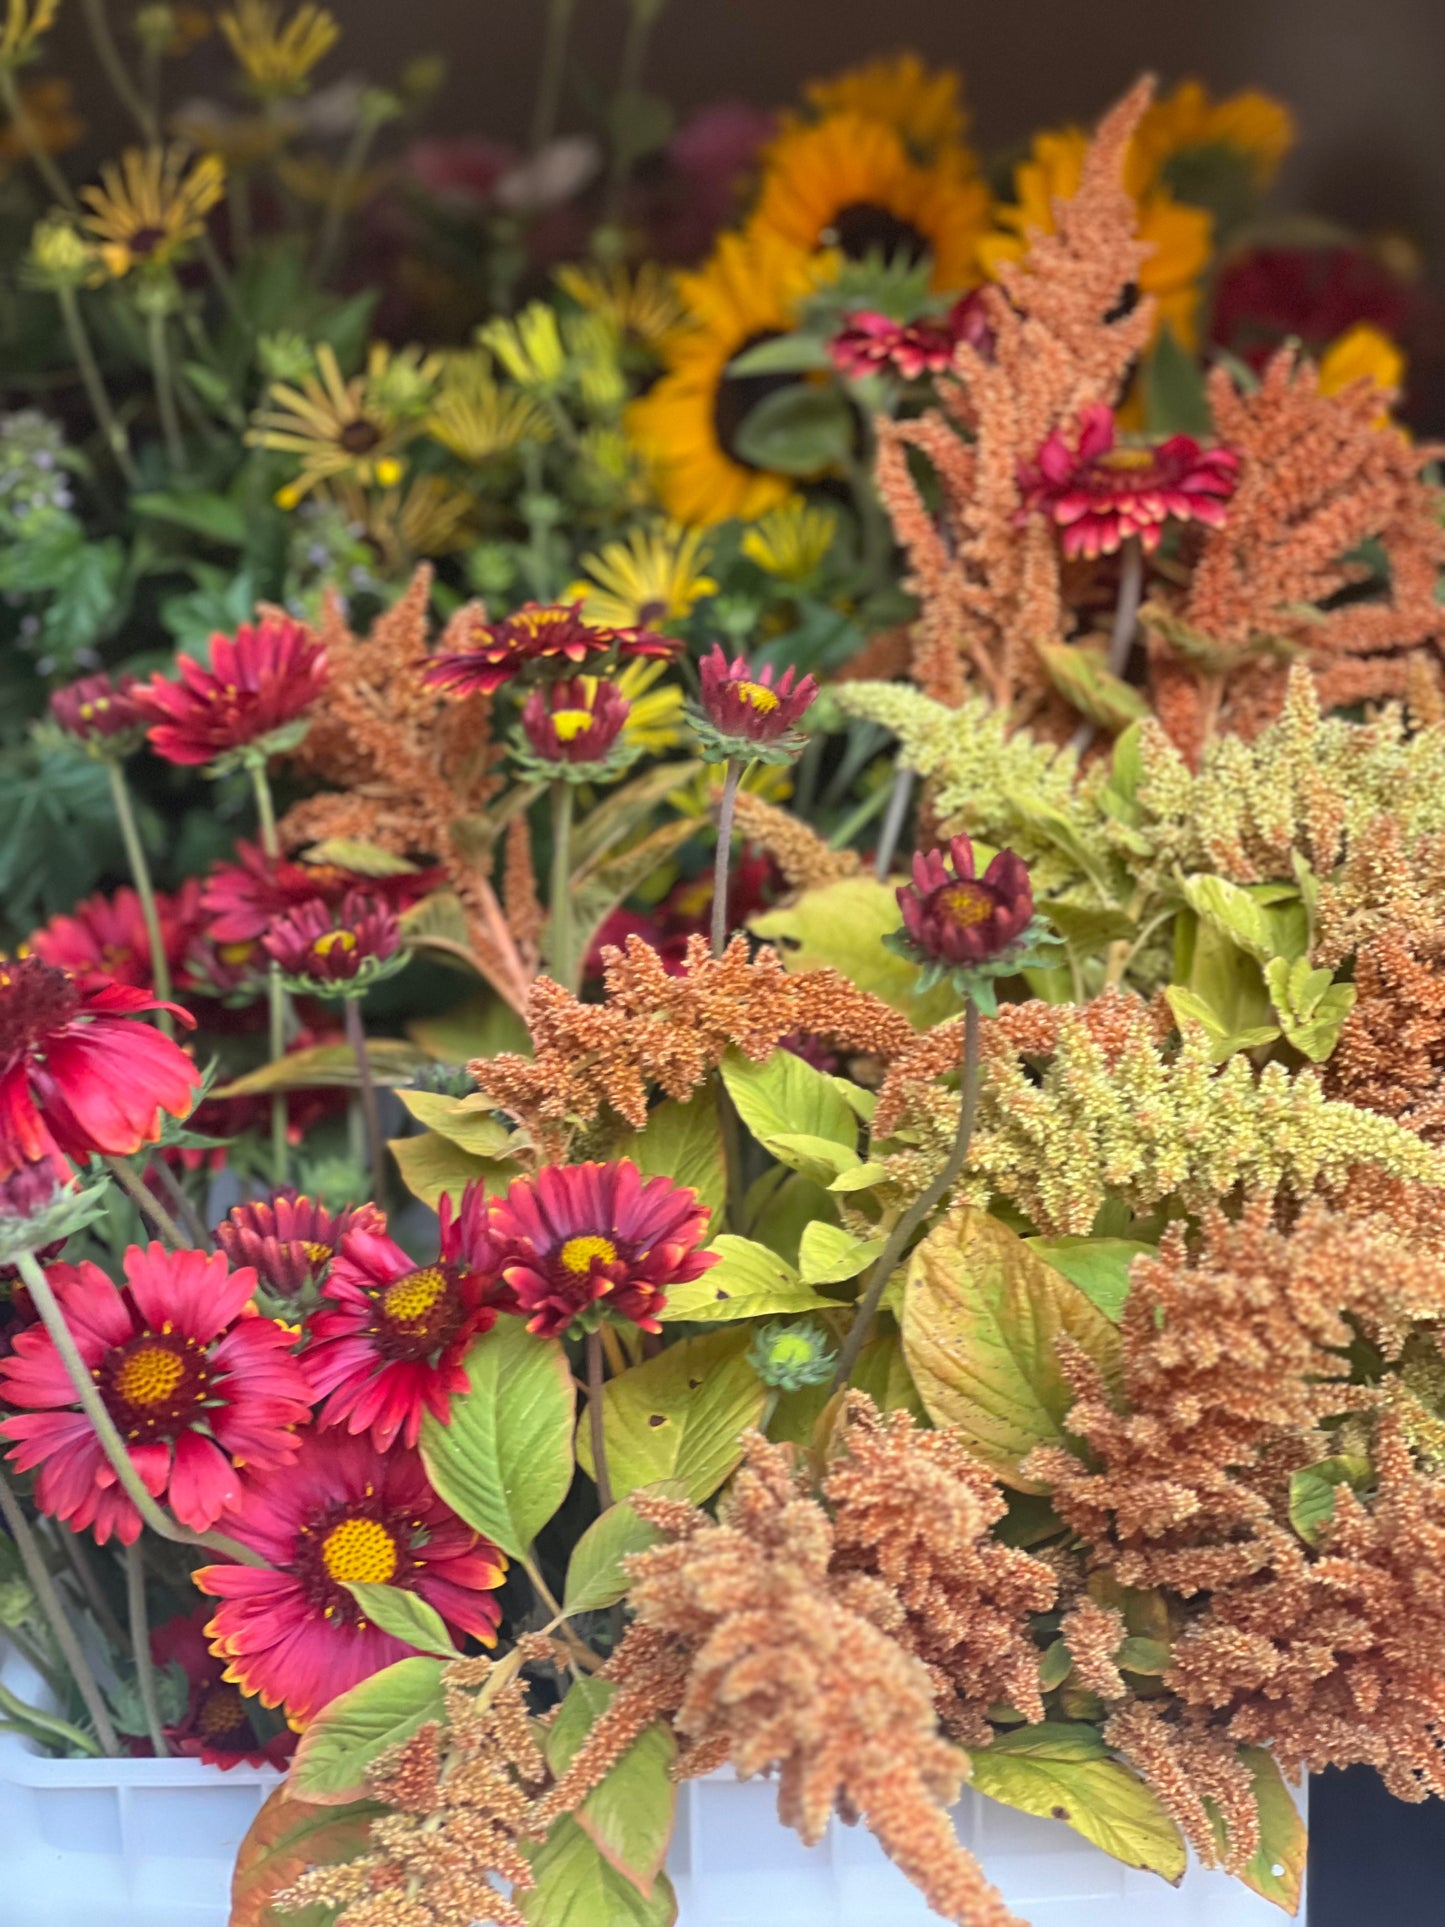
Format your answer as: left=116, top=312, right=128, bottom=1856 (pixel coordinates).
left=1289, top=1454, right=1371, bottom=1546
left=624, top=1091, right=726, bottom=1220
left=395, top=1090, right=517, bottom=1157
left=387, top=1131, right=496, bottom=1209
left=968, top=1723, right=1186, bottom=1881
left=660, top=1234, right=844, bottom=1324
left=545, top=1679, right=677, bottom=1897
left=407, top=993, right=531, bottom=1064
left=750, top=876, right=961, bottom=1026
left=1026, top=1236, right=1154, bottom=1322
left=341, top=1583, right=457, bottom=1658
left=576, top=1329, right=766, bottom=1502
left=902, top=1208, right=1119, bottom=1491
left=798, top=1219, right=884, bottom=1284
left=1219, top=1747, right=1307, bottom=1915
left=521, top=1816, right=678, bottom=1926
left=290, top=1657, right=447, bottom=1803
left=1037, top=642, right=1151, bottom=733
left=720, top=1047, right=859, bottom=1168
left=213, top=1039, right=428, bottom=1097
left=230, top=1787, right=381, bottom=1927
left=562, top=1485, right=685, bottom=1617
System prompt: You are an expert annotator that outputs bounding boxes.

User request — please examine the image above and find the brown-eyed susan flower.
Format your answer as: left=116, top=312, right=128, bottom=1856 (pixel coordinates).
left=553, top=261, right=687, bottom=351
left=134, top=615, right=328, bottom=768
left=490, top=1160, right=715, bottom=1337
left=564, top=522, right=717, bottom=631
left=739, top=498, right=838, bottom=582
left=426, top=357, right=552, bottom=466
left=829, top=290, right=992, bottom=380
left=514, top=677, right=637, bottom=783
left=887, top=835, right=1059, bottom=1009
left=262, top=891, right=405, bottom=996
left=48, top=671, right=146, bottom=750
left=1016, top=403, right=1239, bottom=560
left=423, top=601, right=677, bottom=699
left=214, top=1190, right=383, bottom=1304
left=248, top=342, right=440, bottom=504
left=219, top=0, right=338, bottom=97
left=802, top=52, right=969, bottom=161
left=80, top=145, right=226, bottom=280
left=194, top=1430, right=506, bottom=1725
left=692, top=644, right=818, bottom=765
left=1318, top=321, right=1405, bottom=418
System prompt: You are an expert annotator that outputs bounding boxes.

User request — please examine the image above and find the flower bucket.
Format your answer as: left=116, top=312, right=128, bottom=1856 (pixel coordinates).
left=2, top=1646, right=1306, bottom=1927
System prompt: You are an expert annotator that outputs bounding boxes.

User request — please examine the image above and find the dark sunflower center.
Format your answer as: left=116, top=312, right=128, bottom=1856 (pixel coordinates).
left=713, top=330, right=793, bottom=469
left=128, top=224, right=168, bottom=258
left=371, top=1264, right=465, bottom=1360
left=197, top=1685, right=250, bottom=1742
left=0, top=956, right=81, bottom=1065
left=339, top=418, right=383, bottom=455
left=294, top=1499, right=416, bottom=1623
left=101, top=1331, right=211, bottom=1439
left=822, top=202, right=929, bottom=264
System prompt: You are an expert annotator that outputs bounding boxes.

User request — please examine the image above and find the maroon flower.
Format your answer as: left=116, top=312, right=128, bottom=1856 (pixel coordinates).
left=201, top=842, right=442, bottom=946
left=423, top=601, right=677, bottom=698
left=519, top=677, right=631, bottom=768
left=490, top=1160, right=715, bottom=1337
left=133, top=617, right=328, bottom=766
left=897, top=836, right=1034, bottom=968
left=49, top=672, right=145, bottom=748
left=695, top=646, right=817, bottom=762
left=31, top=880, right=208, bottom=998
left=830, top=292, right=994, bottom=380
left=214, top=1191, right=384, bottom=1302
left=1016, top=403, right=1239, bottom=560
left=150, top=1607, right=294, bottom=1770
left=262, top=892, right=402, bottom=989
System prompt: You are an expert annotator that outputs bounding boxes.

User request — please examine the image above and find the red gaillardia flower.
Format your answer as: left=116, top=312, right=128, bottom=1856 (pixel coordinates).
left=490, top=1160, right=715, bottom=1338
left=49, top=671, right=146, bottom=750
left=194, top=1430, right=507, bottom=1726
left=423, top=600, right=678, bottom=698
left=133, top=617, right=329, bottom=767
left=515, top=677, right=635, bottom=779
left=1016, top=403, right=1239, bottom=560
left=305, top=1183, right=505, bottom=1451
left=201, top=841, right=442, bottom=946
left=693, top=646, right=818, bottom=765
left=0, top=1243, right=312, bottom=1544
left=896, top=836, right=1034, bottom=968
left=0, top=958, right=200, bottom=1179
left=214, top=1191, right=384, bottom=1304
left=262, top=892, right=404, bottom=995
left=31, top=880, right=207, bottom=996
left=830, top=292, right=994, bottom=381
left=151, top=1608, right=295, bottom=1769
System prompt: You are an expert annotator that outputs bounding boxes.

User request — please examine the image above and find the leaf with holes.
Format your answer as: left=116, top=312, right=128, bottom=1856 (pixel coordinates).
left=660, top=1235, right=844, bottom=1322
left=575, top=1329, right=766, bottom=1501
left=289, top=1657, right=447, bottom=1803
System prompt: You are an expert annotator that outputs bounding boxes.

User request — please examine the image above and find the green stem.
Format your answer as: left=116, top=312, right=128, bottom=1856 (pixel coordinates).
left=104, top=1155, right=186, bottom=1250
left=80, top=0, right=158, bottom=139
left=124, top=1544, right=167, bottom=1757
left=104, top=759, right=173, bottom=1034
left=13, top=1250, right=269, bottom=1568
left=313, top=115, right=380, bottom=285
left=603, top=0, right=664, bottom=224
left=549, top=779, right=577, bottom=990
left=343, top=996, right=386, bottom=1199
left=0, top=62, right=79, bottom=211
left=55, top=286, right=140, bottom=486
left=54, top=1524, right=127, bottom=1651
left=710, top=759, right=742, bottom=957
left=530, top=0, right=578, bottom=152
left=149, top=1156, right=208, bottom=1247
left=0, top=1682, right=105, bottom=1758
left=873, top=764, right=916, bottom=881
left=198, top=233, right=249, bottom=335
left=249, top=761, right=291, bottom=1188
left=0, top=1462, right=120, bottom=1755
left=829, top=772, right=894, bottom=853
left=830, top=999, right=982, bottom=1390
left=585, top=1329, right=613, bottom=1510
left=145, top=305, right=186, bottom=471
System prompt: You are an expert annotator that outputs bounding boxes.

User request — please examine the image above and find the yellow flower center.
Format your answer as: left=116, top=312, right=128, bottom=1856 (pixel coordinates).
left=551, top=707, right=595, bottom=743
left=383, top=1265, right=449, bottom=1324
left=940, top=882, right=993, bottom=928
left=198, top=1686, right=249, bottom=1740
left=1099, top=446, right=1155, bottom=471
left=736, top=680, right=779, bottom=713
left=313, top=928, right=357, bottom=957
left=303, top=1240, right=335, bottom=1264
left=218, top=941, right=255, bottom=967
left=321, top=1516, right=399, bottom=1586
left=560, top=1234, right=618, bottom=1275
left=114, top=1344, right=186, bottom=1407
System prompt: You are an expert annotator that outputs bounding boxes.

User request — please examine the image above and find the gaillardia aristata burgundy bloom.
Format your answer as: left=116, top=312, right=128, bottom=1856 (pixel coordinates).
left=262, top=891, right=404, bottom=994
left=305, top=1183, right=505, bottom=1451
left=0, top=957, right=199, bottom=1179
left=424, top=600, right=677, bottom=698
left=516, top=676, right=635, bottom=779
left=194, top=1429, right=506, bottom=1725
left=151, top=1608, right=295, bottom=1770
left=896, top=836, right=1034, bottom=968
left=490, top=1160, right=715, bottom=1337
left=48, top=671, right=146, bottom=750
left=693, top=645, right=818, bottom=764
left=0, top=1243, right=311, bottom=1544
left=1016, top=402, right=1239, bottom=559
left=201, top=840, right=441, bottom=945
left=214, top=1191, right=384, bottom=1304
left=31, top=880, right=206, bottom=996
left=133, top=616, right=328, bottom=767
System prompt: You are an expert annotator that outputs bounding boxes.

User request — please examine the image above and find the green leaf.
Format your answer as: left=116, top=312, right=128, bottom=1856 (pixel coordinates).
left=968, top=1723, right=1187, bottom=1881
left=1143, top=324, right=1214, bottom=439
left=1219, top=1747, right=1307, bottom=1915
left=765, top=1130, right=862, bottom=1184
left=750, top=877, right=961, bottom=1027
left=1026, top=1237, right=1154, bottom=1322
left=213, top=1039, right=429, bottom=1096
left=1264, top=955, right=1357, bottom=1063
left=566, top=817, right=698, bottom=967
left=731, top=384, right=855, bottom=475
left=521, top=1816, right=678, bottom=1926
left=342, top=1583, right=457, bottom=1658
left=902, top=1208, right=1120, bottom=1491
left=395, top=1090, right=517, bottom=1157
left=1164, top=985, right=1281, bottom=1064
left=720, top=1047, right=859, bottom=1175
left=562, top=1485, right=684, bottom=1616
left=745, top=1166, right=839, bottom=1265
left=1182, top=876, right=1308, bottom=966
left=290, top=1657, right=447, bottom=1802
left=546, top=1678, right=677, bottom=1895
left=1037, top=644, right=1152, bottom=733
left=728, top=333, right=833, bottom=377
left=570, top=760, right=699, bottom=870
left=408, top=993, right=531, bottom=1065
left=798, top=1219, right=885, bottom=1284
left=625, top=1091, right=726, bottom=1220
left=420, top=1320, right=575, bottom=1561
left=388, top=1131, right=499, bottom=1209
left=231, top=1786, right=381, bottom=1927
left=576, top=1329, right=766, bottom=1502
left=1289, top=1454, right=1371, bottom=1545
left=830, top=1161, right=890, bottom=1194
left=131, top=489, right=248, bottom=545
left=661, top=1234, right=845, bottom=1322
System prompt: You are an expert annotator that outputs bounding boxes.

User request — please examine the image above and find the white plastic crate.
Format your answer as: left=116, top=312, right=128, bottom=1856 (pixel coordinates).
left=0, top=1644, right=1305, bottom=1925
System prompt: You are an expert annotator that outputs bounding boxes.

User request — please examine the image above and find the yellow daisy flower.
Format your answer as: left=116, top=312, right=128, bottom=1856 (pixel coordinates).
left=612, top=659, right=686, bottom=755
left=977, top=127, right=1212, bottom=348
left=249, top=341, right=440, bottom=501
left=802, top=51, right=968, bottom=161
left=427, top=354, right=552, bottom=465
left=669, top=761, right=792, bottom=818
left=554, top=262, right=687, bottom=351
left=219, top=0, right=338, bottom=97
left=750, top=110, right=989, bottom=294
left=480, top=302, right=567, bottom=391
left=565, top=523, right=718, bottom=630
left=740, top=498, right=838, bottom=582
left=318, top=472, right=476, bottom=570
left=1318, top=323, right=1405, bottom=427
left=627, top=229, right=834, bottom=528
left=1133, top=81, right=1295, bottom=195
left=0, top=0, right=59, bottom=68
left=80, top=145, right=226, bottom=280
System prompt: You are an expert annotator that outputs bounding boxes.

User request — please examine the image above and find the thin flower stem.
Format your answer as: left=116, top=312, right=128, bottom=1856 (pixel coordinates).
left=145, top=306, right=186, bottom=470
left=13, top=1249, right=270, bottom=1569
left=80, top=0, right=159, bottom=139
left=0, top=1462, right=121, bottom=1756
left=548, top=779, right=577, bottom=990
left=584, top=1330, right=614, bottom=1510
left=104, top=1155, right=187, bottom=1249
left=831, top=999, right=982, bottom=1389
left=710, top=758, right=742, bottom=957
left=55, top=286, right=140, bottom=486
left=0, top=1681, right=105, bottom=1757
left=530, top=0, right=577, bottom=152
left=54, top=1524, right=127, bottom=1651
left=199, top=233, right=249, bottom=334
left=124, top=1543, right=168, bottom=1757
left=873, top=764, right=916, bottom=880
left=343, top=996, right=387, bottom=1198
left=1069, top=534, right=1144, bottom=757
left=603, top=0, right=663, bottom=223
left=150, top=1156, right=208, bottom=1247
left=104, top=759, right=174, bottom=1034
left=0, top=62, right=79, bottom=211
left=314, top=115, right=381, bottom=286
left=248, top=761, right=291, bottom=1187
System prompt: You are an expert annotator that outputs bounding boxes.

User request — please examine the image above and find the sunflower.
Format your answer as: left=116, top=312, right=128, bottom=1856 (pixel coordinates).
left=627, top=229, right=832, bottom=527
left=1318, top=323, right=1405, bottom=428
left=748, top=111, right=989, bottom=293
left=740, top=498, right=838, bottom=581
left=249, top=341, right=441, bottom=502
left=1133, top=81, right=1295, bottom=196
left=977, top=127, right=1212, bottom=348
left=80, top=145, right=226, bottom=280
left=427, top=355, right=552, bottom=464
left=801, top=51, right=969, bottom=161
left=564, top=523, right=717, bottom=630
left=554, top=261, right=686, bottom=351
left=219, top=0, right=338, bottom=97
